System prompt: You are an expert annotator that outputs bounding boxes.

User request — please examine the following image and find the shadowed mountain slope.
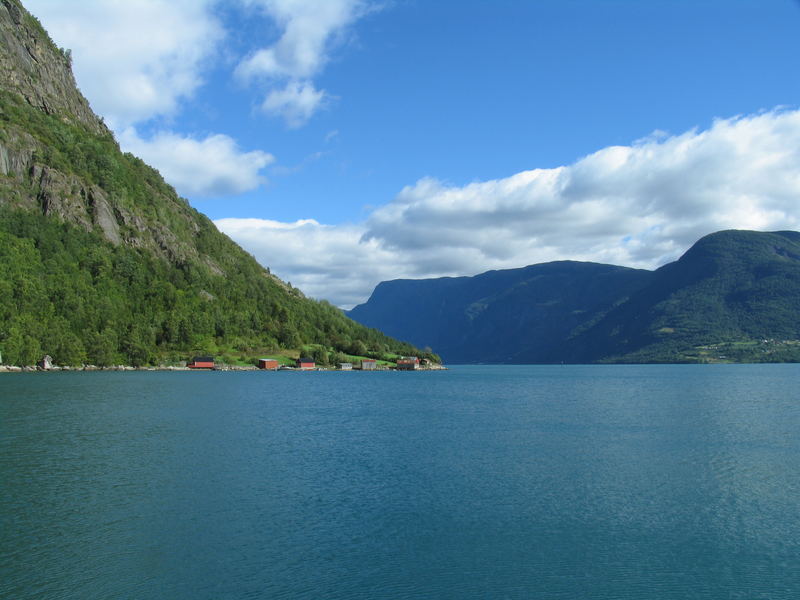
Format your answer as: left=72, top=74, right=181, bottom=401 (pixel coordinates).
left=349, top=231, right=800, bottom=363
left=349, top=261, right=652, bottom=363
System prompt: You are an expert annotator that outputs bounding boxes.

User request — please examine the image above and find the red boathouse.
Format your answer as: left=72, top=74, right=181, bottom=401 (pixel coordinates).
left=188, top=356, right=215, bottom=369
left=258, top=358, right=279, bottom=370
left=296, top=357, right=315, bottom=370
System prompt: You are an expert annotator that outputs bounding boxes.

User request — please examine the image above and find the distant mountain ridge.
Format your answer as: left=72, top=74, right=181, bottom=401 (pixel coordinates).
left=348, top=261, right=652, bottom=363
left=348, top=230, right=800, bottom=363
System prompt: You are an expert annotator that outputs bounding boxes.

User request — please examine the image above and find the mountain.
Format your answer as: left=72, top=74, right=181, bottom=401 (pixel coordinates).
left=0, top=0, right=434, bottom=367
left=348, top=230, right=800, bottom=363
left=348, top=261, right=652, bottom=363
left=564, top=230, right=800, bottom=363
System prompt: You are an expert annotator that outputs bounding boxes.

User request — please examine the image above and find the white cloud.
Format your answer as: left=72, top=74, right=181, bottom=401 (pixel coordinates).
left=262, top=80, right=327, bottom=128
left=26, top=0, right=223, bottom=130
left=236, top=0, right=370, bottom=126
left=216, top=109, right=800, bottom=308
left=364, top=109, right=800, bottom=268
left=214, top=218, right=399, bottom=308
left=237, top=0, right=366, bottom=80
left=27, top=1, right=279, bottom=199
left=119, top=129, right=274, bottom=197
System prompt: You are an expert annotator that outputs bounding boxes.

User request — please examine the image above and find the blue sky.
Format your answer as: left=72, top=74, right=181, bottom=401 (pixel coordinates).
left=27, top=0, right=800, bottom=306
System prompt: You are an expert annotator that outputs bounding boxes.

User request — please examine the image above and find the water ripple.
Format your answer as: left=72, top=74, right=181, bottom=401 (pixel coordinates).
left=2, top=365, right=800, bottom=599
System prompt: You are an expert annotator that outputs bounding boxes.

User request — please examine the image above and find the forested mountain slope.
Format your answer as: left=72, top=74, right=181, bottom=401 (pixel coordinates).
left=0, top=0, right=431, bottom=367
left=564, top=230, right=800, bottom=363
left=349, top=231, right=800, bottom=363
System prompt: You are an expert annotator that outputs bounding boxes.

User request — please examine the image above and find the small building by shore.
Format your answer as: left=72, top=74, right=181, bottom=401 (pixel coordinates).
left=258, top=358, right=279, bottom=370
left=361, top=359, right=377, bottom=370
left=188, top=356, right=215, bottom=369
left=296, top=357, right=315, bottom=370
left=396, top=356, right=419, bottom=370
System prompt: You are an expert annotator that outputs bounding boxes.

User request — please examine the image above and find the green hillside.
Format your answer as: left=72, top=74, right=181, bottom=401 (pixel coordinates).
left=566, top=230, right=800, bottom=363
left=0, top=0, right=435, bottom=367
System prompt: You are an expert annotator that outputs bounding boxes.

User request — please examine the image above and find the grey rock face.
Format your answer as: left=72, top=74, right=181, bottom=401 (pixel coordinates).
left=30, top=164, right=92, bottom=230
left=0, top=0, right=107, bottom=136
left=0, top=143, right=9, bottom=175
left=0, top=0, right=231, bottom=272
left=87, top=186, right=121, bottom=245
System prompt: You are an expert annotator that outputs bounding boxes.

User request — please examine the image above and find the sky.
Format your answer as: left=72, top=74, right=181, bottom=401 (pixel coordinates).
left=25, top=0, right=800, bottom=308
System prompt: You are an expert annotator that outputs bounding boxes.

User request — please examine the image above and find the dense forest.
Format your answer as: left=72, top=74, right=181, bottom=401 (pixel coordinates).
left=0, top=2, right=438, bottom=367
left=0, top=208, right=432, bottom=367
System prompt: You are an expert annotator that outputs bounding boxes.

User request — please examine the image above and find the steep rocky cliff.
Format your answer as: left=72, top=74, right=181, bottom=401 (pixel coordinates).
left=0, top=0, right=105, bottom=134
left=0, top=0, right=428, bottom=367
left=0, top=0, right=212, bottom=266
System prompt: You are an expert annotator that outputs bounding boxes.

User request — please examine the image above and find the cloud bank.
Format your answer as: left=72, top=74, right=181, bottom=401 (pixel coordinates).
left=216, top=109, right=800, bottom=308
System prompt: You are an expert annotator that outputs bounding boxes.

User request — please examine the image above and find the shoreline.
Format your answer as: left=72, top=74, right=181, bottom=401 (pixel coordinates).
left=0, top=364, right=448, bottom=373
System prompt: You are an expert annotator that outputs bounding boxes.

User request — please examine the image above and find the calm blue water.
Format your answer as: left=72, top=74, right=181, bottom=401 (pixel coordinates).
left=2, top=365, right=800, bottom=599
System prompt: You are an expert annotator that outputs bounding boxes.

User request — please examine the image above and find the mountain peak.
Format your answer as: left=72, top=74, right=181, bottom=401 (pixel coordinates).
left=677, top=229, right=800, bottom=266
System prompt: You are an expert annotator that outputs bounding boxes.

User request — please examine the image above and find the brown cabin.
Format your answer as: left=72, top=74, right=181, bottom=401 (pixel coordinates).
left=258, top=358, right=279, bottom=370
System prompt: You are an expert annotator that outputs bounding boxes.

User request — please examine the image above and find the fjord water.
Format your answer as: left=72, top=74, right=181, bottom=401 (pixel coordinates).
left=2, top=366, right=800, bottom=599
